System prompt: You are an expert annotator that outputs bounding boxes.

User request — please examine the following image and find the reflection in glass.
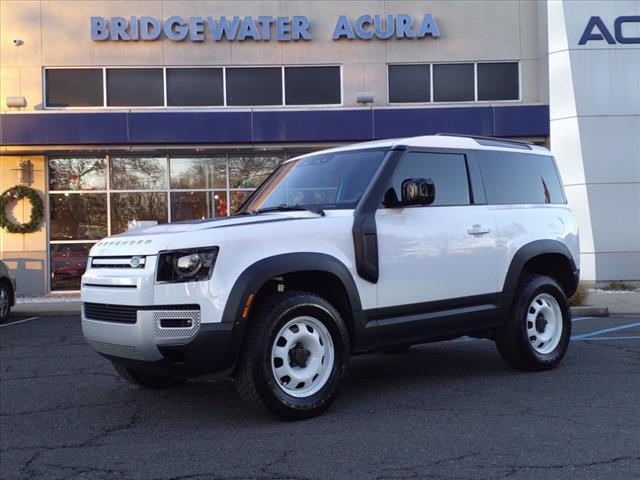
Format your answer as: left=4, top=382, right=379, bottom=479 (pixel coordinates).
left=170, top=157, right=227, bottom=189
left=229, top=155, right=283, bottom=189
left=230, top=191, right=251, bottom=214
left=110, top=192, right=168, bottom=234
left=110, top=157, right=167, bottom=190
left=49, top=193, right=107, bottom=240
left=50, top=243, right=92, bottom=291
left=171, top=191, right=228, bottom=221
left=49, top=158, right=106, bottom=191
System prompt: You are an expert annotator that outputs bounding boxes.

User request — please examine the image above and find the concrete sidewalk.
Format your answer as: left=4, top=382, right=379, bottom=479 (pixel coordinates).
left=586, top=290, right=640, bottom=315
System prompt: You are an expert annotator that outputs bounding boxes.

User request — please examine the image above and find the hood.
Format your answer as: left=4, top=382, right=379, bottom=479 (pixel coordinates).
left=88, top=213, right=306, bottom=257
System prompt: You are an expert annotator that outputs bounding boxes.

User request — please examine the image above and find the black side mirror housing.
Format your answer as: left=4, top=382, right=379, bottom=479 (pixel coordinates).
left=384, top=178, right=435, bottom=207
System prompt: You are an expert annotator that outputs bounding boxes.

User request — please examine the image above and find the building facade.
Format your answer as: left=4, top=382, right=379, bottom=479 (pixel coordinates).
left=0, top=0, right=638, bottom=295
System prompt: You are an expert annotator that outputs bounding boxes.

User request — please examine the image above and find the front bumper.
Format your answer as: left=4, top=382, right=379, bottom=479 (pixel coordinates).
left=82, top=305, right=240, bottom=378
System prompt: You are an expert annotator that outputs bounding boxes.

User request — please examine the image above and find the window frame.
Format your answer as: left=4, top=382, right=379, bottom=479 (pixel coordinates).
left=381, top=147, right=487, bottom=208
left=386, top=61, right=521, bottom=105
left=43, top=65, right=344, bottom=109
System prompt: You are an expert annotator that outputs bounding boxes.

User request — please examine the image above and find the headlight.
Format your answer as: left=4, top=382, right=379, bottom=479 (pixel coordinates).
left=156, top=247, right=219, bottom=283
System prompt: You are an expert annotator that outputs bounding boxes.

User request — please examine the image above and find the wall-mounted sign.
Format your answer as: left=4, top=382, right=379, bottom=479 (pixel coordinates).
left=90, top=14, right=440, bottom=42
left=579, top=15, right=640, bottom=44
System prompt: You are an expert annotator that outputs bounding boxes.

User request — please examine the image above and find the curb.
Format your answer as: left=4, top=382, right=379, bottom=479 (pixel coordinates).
left=571, top=306, right=610, bottom=317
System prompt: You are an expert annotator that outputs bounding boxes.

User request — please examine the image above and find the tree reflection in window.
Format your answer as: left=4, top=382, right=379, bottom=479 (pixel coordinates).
left=170, top=157, right=226, bottom=189
left=49, top=158, right=106, bottom=191
left=110, top=157, right=167, bottom=190
left=50, top=193, right=107, bottom=240
left=110, top=192, right=168, bottom=234
left=229, top=155, right=283, bottom=189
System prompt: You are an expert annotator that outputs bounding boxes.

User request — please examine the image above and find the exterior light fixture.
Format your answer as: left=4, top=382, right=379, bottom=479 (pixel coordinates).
left=357, top=92, right=375, bottom=105
left=13, top=160, right=34, bottom=186
left=6, top=96, right=27, bottom=109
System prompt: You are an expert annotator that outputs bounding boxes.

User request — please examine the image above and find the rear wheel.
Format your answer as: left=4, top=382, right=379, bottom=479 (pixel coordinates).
left=495, top=275, right=571, bottom=371
left=235, top=291, right=350, bottom=420
left=112, top=363, right=187, bottom=389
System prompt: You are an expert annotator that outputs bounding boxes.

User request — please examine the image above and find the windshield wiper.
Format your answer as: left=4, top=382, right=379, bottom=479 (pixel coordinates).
left=253, top=205, right=325, bottom=216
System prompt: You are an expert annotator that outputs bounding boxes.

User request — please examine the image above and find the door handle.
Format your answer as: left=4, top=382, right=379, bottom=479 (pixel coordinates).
left=467, top=225, right=491, bottom=235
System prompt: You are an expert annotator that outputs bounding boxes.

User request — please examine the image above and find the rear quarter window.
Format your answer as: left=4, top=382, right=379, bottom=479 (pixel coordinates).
left=477, top=151, right=566, bottom=205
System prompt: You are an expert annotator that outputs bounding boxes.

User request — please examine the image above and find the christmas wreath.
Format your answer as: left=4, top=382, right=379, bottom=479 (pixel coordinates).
left=0, top=186, right=44, bottom=234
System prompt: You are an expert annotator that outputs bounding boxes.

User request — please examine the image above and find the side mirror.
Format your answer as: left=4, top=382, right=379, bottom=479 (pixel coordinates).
left=383, top=178, right=435, bottom=207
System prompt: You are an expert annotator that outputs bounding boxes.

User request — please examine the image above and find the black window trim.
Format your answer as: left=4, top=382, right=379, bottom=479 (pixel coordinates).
left=387, top=61, right=521, bottom=105
left=43, top=65, right=343, bottom=109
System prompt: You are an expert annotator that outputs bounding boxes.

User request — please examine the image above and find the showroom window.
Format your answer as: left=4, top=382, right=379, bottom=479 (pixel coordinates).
left=106, top=68, right=164, bottom=107
left=44, top=66, right=342, bottom=108
left=45, top=69, right=104, bottom=107
left=48, top=153, right=294, bottom=291
left=388, top=62, right=520, bottom=103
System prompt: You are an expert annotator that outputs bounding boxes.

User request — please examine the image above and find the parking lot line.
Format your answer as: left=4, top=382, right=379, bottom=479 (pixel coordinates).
left=573, top=335, right=640, bottom=341
left=0, top=316, right=40, bottom=328
left=571, top=321, right=640, bottom=341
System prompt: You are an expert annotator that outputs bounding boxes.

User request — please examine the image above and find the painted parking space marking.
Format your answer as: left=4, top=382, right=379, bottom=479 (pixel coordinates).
left=571, top=321, right=640, bottom=341
left=0, top=316, right=40, bottom=328
left=574, top=335, right=640, bottom=341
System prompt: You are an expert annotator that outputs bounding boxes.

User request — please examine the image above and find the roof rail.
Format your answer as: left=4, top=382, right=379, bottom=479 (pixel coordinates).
left=435, top=133, right=533, bottom=150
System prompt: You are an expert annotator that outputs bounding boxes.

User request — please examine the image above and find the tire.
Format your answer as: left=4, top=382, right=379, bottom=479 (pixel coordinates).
left=235, top=291, right=350, bottom=420
left=495, top=275, right=571, bottom=371
left=112, top=363, right=187, bottom=389
left=0, top=283, right=11, bottom=322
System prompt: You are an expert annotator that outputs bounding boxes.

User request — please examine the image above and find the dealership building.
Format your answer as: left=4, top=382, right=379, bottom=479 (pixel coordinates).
left=0, top=0, right=638, bottom=295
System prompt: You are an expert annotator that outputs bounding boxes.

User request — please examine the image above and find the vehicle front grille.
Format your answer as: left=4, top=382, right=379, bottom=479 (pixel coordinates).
left=91, top=256, right=146, bottom=269
left=83, top=303, right=138, bottom=324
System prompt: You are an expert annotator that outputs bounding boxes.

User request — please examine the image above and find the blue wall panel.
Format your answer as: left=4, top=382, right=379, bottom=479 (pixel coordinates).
left=128, top=111, right=253, bottom=144
left=0, top=105, right=549, bottom=147
left=253, top=109, right=373, bottom=142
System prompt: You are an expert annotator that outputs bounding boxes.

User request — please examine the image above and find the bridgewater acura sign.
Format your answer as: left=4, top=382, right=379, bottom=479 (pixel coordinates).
left=90, top=14, right=441, bottom=42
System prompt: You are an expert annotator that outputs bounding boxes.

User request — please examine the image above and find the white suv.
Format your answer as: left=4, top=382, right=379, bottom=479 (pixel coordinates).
left=81, top=134, right=579, bottom=419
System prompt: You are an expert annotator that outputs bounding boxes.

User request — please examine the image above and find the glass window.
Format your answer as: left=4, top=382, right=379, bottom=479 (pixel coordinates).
left=477, top=62, right=519, bottom=101
left=166, top=68, right=224, bottom=106
left=170, top=157, right=226, bottom=189
left=230, top=191, right=252, bottom=214
left=229, top=155, right=283, bottom=189
left=49, top=158, right=106, bottom=191
left=110, top=192, right=168, bottom=234
left=171, top=191, right=228, bottom=221
left=106, top=68, right=164, bottom=106
left=45, top=69, right=104, bottom=107
left=50, top=243, right=92, bottom=291
left=49, top=193, right=107, bottom=240
left=284, top=66, right=341, bottom=105
left=433, top=64, right=474, bottom=102
left=388, top=64, right=430, bottom=103
left=110, top=157, right=167, bottom=190
left=388, top=152, right=470, bottom=206
left=226, top=68, right=282, bottom=106
left=477, top=152, right=565, bottom=205
left=240, top=149, right=385, bottom=212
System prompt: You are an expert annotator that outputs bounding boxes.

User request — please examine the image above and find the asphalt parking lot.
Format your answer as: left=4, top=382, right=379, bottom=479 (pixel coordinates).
left=1, top=314, right=639, bottom=480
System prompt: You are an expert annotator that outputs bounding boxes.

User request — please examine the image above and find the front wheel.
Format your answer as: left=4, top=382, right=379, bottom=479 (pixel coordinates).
left=0, top=283, right=12, bottom=322
left=235, top=291, right=350, bottom=420
left=495, top=275, right=571, bottom=371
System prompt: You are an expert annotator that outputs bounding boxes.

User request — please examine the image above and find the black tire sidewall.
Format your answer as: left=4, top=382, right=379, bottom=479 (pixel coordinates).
left=251, top=294, right=349, bottom=416
left=512, top=276, right=571, bottom=368
left=0, top=285, right=10, bottom=321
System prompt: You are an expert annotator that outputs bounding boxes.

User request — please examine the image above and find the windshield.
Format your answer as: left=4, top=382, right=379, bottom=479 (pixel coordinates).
left=238, top=149, right=386, bottom=213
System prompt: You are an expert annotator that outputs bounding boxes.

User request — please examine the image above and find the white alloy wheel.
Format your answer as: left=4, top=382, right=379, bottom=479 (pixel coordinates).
left=0, top=287, right=9, bottom=319
left=271, top=316, right=335, bottom=398
left=526, top=293, right=563, bottom=355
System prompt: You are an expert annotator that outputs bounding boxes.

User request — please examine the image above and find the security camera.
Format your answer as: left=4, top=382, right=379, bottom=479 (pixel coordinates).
left=12, top=39, right=24, bottom=46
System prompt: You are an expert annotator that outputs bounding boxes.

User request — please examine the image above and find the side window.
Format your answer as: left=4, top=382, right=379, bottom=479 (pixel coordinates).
left=477, top=151, right=566, bottom=205
left=388, top=152, right=470, bottom=206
